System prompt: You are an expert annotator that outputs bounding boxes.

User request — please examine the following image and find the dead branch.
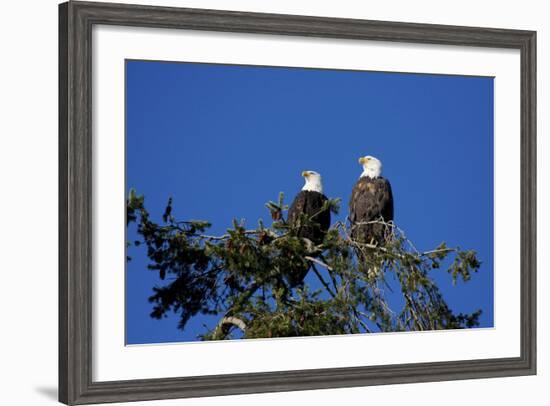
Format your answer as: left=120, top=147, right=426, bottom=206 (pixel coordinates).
left=305, top=256, right=333, bottom=271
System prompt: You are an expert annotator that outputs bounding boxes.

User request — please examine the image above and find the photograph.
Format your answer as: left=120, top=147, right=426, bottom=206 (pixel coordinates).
left=57, top=3, right=537, bottom=400
left=125, top=60, right=494, bottom=344
left=0, top=0, right=542, bottom=405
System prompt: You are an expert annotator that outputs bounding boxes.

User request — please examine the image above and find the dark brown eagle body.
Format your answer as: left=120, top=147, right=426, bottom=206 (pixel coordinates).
left=288, top=190, right=331, bottom=246
left=349, top=176, right=394, bottom=245
left=286, top=190, right=330, bottom=287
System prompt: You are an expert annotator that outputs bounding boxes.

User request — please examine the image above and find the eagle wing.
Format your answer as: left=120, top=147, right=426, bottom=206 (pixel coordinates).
left=288, top=191, right=306, bottom=227
left=286, top=190, right=331, bottom=286
left=288, top=190, right=331, bottom=244
left=349, top=177, right=393, bottom=243
left=350, top=177, right=393, bottom=223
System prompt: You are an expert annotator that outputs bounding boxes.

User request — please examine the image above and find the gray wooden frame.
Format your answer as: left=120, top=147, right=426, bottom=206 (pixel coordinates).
left=59, top=1, right=536, bottom=404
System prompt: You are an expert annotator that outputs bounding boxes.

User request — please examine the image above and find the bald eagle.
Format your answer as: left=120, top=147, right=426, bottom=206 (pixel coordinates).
left=349, top=156, right=394, bottom=245
left=288, top=170, right=331, bottom=246
left=285, top=170, right=330, bottom=287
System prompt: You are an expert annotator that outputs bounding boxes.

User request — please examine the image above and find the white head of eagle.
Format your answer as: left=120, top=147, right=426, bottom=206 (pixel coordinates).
left=359, top=156, right=382, bottom=179
left=301, top=170, right=324, bottom=193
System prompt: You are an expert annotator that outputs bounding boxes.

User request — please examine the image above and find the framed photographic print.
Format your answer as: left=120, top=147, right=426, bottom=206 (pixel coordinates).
left=59, top=1, right=536, bottom=404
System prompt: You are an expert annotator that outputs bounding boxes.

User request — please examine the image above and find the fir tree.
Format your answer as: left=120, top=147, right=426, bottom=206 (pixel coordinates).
left=127, top=189, right=482, bottom=340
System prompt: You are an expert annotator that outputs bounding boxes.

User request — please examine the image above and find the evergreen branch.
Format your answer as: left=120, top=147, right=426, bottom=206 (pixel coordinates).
left=310, top=264, right=336, bottom=298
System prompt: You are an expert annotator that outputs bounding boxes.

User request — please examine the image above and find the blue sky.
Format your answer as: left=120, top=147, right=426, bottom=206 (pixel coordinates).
left=125, top=60, right=494, bottom=344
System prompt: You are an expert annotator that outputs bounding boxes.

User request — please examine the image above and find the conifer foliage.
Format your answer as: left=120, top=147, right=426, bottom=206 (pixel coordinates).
left=127, top=189, right=482, bottom=340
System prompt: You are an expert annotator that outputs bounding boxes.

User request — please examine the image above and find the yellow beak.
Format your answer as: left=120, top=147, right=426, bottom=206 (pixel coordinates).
left=359, top=157, right=368, bottom=164
left=302, top=171, right=309, bottom=177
